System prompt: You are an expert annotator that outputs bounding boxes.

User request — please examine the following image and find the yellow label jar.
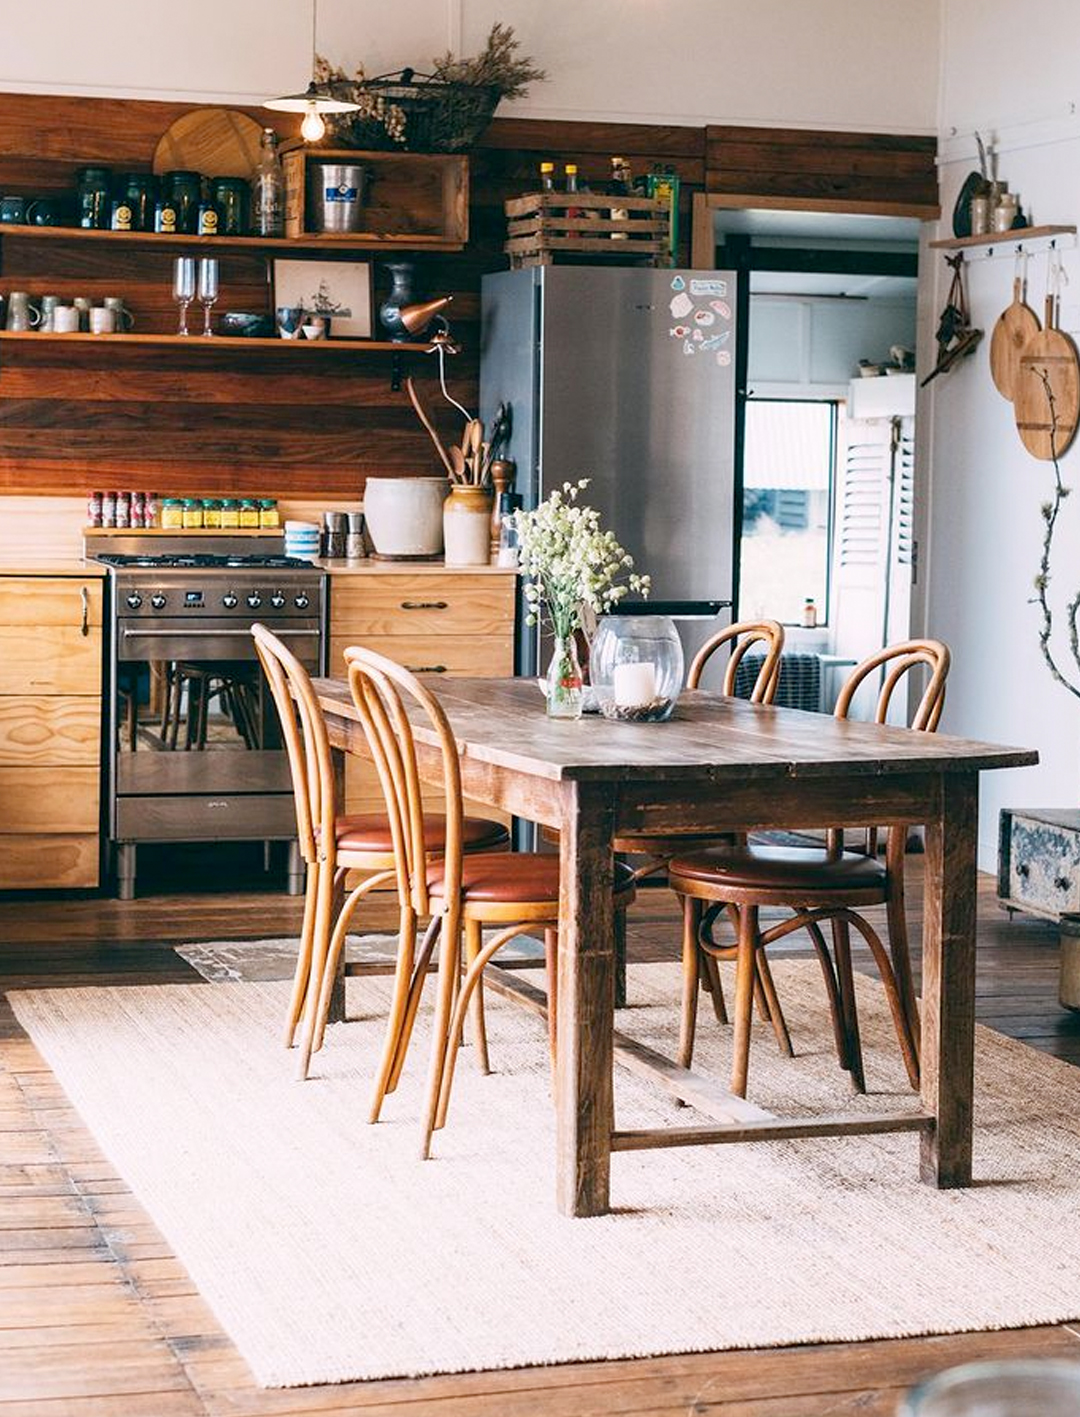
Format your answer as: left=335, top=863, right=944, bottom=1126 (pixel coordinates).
left=239, top=499, right=260, bottom=529
left=219, top=498, right=239, bottom=528
left=182, top=498, right=204, bottom=529
left=203, top=498, right=222, bottom=529
left=161, top=498, right=183, bottom=530
left=259, top=498, right=280, bottom=528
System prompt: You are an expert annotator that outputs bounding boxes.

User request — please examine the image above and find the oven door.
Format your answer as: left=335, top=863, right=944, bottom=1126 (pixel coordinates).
left=110, top=619, right=321, bottom=842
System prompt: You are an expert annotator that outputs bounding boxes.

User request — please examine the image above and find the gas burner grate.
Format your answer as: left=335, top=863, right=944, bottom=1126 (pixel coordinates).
left=95, top=553, right=315, bottom=570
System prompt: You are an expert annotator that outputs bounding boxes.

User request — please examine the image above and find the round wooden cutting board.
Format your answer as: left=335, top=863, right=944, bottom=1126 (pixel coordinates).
left=152, top=108, right=266, bottom=178
left=1015, top=296, right=1080, bottom=460
left=990, top=277, right=1041, bottom=401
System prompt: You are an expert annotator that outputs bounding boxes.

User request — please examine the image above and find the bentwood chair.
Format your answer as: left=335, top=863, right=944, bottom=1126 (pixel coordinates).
left=668, top=639, right=950, bottom=1100
left=251, top=625, right=509, bottom=1082
left=339, top=645, right=635, bottom=1158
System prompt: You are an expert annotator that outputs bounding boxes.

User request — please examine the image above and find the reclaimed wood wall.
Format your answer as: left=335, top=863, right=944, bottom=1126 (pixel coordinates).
left=0, top=93, right=933, bottom=499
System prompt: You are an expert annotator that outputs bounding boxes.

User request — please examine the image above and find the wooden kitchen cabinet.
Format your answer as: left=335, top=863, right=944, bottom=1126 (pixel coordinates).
left=326, top=568, right=517, bottom=818
left=0, top=571, right=104, bottom=888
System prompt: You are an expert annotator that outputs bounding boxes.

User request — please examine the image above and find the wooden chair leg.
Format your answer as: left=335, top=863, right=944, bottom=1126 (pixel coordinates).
left=731, top=903, right=758, bottom=1098
left=846, top=913, right=920, bottom=1091
left=368, top=906, right=420, bottom=1123
left=884, top=841, right=920, bottom=1058
left=294, top=859, right=336, bottom=1081
left=543, top=926, right=558, bottom=1082
left=613, top=903, right=628, bottom=1009
left=678, top=896, right=702, bottom=1069
left=755, top=951, right=794, bottom=1058
left=421, top=907, right=461, bottom=1158
left=463, top=916, right=490, bottom=1075
left=699, top=950, right=728, bottom=1025
left=831, top=915, right=866, bottom=1094
left=805, top=918, right=849, bottom=1072
left=384, top=914, right=442, bottom=1101
left=284, top=861, right=318, bottom=1048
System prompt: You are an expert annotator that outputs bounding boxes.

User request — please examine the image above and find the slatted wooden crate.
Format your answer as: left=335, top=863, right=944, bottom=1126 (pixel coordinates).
left=504, top=191, right=669, bottom=268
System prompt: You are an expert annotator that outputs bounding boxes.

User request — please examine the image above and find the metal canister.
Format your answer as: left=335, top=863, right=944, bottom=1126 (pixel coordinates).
left=345, top=511, right=366, bottom=559
left=322, top=510, right=347, bottom=559
left=308, top=163, right=368, bottom=233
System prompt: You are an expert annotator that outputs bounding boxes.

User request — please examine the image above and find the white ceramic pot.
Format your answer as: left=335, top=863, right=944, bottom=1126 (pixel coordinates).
left=363, top=478, right=447, bottom=558
left=443, top=486, right=493, bottom=566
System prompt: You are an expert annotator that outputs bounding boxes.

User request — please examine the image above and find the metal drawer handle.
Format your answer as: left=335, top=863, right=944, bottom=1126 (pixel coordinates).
left=405, top=664, right=447, bottom=674
left=1017, top=862, right=1030, bottom=878
left=400, top=600, right=448, bottom=610
left=121, top=627, right=319, bottom=639
left=1056, top=876, right=1072, bottom=891
left=80, top=585, right=89, bottom=637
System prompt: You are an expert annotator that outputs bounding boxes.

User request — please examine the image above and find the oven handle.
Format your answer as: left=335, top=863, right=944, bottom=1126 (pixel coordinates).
left=120, top=627, right=320, bottom=639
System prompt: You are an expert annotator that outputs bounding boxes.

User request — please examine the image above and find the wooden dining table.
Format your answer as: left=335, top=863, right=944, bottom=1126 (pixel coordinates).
left=312, top=674, right=1037, bottom=1219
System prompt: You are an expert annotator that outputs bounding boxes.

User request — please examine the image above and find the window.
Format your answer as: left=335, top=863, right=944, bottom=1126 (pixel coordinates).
left=739, top=399, right=838, bottom=625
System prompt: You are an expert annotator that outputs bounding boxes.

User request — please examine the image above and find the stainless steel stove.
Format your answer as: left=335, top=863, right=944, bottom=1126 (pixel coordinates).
left=89, top=536, right=326, bottom=899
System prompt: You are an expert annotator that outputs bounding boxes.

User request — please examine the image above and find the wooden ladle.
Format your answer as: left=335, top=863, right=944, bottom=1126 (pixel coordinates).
left=990, top=253, right=1040, bottom=401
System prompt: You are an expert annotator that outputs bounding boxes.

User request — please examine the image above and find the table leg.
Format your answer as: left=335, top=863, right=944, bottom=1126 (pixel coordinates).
left=556, top=781, right=616, bottom=1217
left=920, top=772, right=978, bottom=1187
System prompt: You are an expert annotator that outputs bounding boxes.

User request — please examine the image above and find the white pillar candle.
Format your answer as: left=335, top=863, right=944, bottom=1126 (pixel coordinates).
left=613, top=661, right=657, bottom=707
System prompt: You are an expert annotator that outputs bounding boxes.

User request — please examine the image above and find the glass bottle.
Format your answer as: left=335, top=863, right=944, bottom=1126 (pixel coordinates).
left=802, top=597, right=818, bottom=628
left=539, top=161, right=555, bottom=191
left=251, top=128, right=285, bottom=238
left=546, top=632, right=584, bottom=719
left=564, top=163, right=582, bottom=221
left=609, top=156, right=631, bottom=239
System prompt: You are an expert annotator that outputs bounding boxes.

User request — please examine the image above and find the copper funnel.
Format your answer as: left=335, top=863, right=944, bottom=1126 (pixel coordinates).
left=400, top=294, right=453, bottom=335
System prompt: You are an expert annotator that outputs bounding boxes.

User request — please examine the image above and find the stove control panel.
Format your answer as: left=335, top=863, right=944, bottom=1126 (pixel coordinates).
left=109, top=569, right=325, bottom=622
left=246, top=593, right=262, bottom=609
left=294, top=593, right=310, bottom=609
left=150, top=593, right=167, bottom=610
left=222, top=593, right=238, bottom=609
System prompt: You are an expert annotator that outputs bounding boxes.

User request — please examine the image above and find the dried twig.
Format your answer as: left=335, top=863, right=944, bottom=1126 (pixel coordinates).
left=1030, top=364, right=1080, bottom=701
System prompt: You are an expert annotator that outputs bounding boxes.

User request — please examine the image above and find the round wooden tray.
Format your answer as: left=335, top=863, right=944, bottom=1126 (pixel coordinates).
left=152, top=108, right=265, bottom=179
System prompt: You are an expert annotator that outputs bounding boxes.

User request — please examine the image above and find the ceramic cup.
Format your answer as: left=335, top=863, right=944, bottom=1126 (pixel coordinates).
left=89, top=306, right=117, bottom=334
left=52, top=306, right=80, bottom=334
left=72, top=296, right=93, bottom=331
left=0, top=196, right=26, bottom=224
left=301, top=316, right=329, bottom=341
left=276, top=305, right=303, bottom=340
left=5, top=292, right=41, bottom=331
left=102, top=296, right=134, bottom=330
left=38, top=295, right=62, bottom=332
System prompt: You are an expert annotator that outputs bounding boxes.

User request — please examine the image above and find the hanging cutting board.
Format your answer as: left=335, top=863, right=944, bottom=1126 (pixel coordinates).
left=152, top=108, right=265, bottom=178
left=990, top=274, right=1041, bottom=401
left=1015, top=294, right=1080, bottom=459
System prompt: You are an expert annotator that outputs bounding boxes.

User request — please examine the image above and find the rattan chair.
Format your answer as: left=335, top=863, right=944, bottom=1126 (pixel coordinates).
left=340, top=645, right=635, bottom=1158
left=668, top=639, right=950, bottom=1099
left=251, top=625, right=509, bottom=1082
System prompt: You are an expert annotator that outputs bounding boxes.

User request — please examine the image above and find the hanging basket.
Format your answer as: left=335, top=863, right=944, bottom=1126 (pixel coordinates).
left=331, top=68, right=500, bottom=153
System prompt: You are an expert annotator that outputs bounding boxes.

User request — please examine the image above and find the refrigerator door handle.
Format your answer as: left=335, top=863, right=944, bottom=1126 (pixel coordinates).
left=612, top=599, right=732, bottom=620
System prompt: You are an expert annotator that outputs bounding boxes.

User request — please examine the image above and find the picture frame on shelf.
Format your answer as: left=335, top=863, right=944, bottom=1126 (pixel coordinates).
left=272, top=259, right=373, bottom=339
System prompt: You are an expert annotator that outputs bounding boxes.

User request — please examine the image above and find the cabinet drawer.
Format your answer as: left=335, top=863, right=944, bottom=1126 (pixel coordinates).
left=1007, top=815, right=1080, bottom=914
left=0, top=833, right=99, bottom=889
left=0, top=627, right=102, bottom=695
left=330, top=634, right=513, bottom=680
left=0, top=697, right=101, bottom=765
left=0, top=767, right=100, bottom=834
left=0, top=578, right=103, bottom=627
left=331, top=574, right=516, bottom=637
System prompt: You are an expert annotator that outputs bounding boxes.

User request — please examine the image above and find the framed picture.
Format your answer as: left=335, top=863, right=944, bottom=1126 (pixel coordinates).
left=272, top=259, right=373, bottom=339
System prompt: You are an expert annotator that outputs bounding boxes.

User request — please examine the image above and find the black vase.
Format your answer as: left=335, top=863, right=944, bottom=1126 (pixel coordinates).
left=378, top=262, right=416, bottom=342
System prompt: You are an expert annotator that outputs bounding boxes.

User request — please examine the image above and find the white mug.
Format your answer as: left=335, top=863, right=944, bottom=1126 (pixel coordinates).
left=52, top=305, right=80, bottom=334
left=89, top=306, right=117, bottom=334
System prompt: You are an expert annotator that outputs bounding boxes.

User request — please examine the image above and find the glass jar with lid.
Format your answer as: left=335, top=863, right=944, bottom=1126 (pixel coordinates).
left=202, top=498, right=222, bottom=528
left=76, top=166, right=112, bottom=230
left=164, top=171, right=202, bottom=235
left=120, top=173, right=156, bottom=232
left=589, top=613, right=685, bottom=722
left=239, top=498, right=260, bottom=528
left=259, top=498, right=280, bottom=528
left=219, top=498, right=240, bottom=528
left=182, top=498, right=204, bottom=529
left=161, top=498, right=184, bottom=529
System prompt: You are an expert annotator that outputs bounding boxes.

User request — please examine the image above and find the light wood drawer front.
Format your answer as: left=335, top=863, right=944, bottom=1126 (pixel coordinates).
left=0, top=834, right=99, bottom=889
left=1008, top=816, right=1080, bottom=913
left=330, top=634, right=513, bottom=680
left=0, top=767, right=100, bottom=833
left=0, top=698, right=101, bottom=765
left=331, top=575, right=516, bottom=637
left=0, top=627, right=103, bottom=695
left=0, top=578, right=103, bottom=628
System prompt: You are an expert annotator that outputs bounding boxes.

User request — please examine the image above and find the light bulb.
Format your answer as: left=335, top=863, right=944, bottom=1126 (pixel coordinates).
left=301, top=103, right=326, bottom=143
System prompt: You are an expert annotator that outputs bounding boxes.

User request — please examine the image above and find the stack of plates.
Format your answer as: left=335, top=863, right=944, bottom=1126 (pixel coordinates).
left=284, top=520, right=320, bottom=561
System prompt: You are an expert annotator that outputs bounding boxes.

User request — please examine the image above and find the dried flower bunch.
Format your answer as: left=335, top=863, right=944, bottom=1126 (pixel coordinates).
left=514, top=481, right=649, bottom=641
left=312, top=55, right=407, bottom=143
left=432, top=23, right=546, bottom=102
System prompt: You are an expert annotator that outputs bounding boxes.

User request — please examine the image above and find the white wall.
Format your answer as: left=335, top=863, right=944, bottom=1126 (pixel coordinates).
left=750, top=296, right=917, bottom=395
left=921, top=0, right=1080, bottom=864
left=0, top=0, right=940, bottom=132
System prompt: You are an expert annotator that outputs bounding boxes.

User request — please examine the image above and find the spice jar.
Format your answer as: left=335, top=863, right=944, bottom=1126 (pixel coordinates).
left=101, top=490, right=117, bottom=528
left=182, top=497, right=204, bottom=529
left=145, top=492, right=159, bottom=528
left=259, top=498, right=280, bottom=528
left=203, top=498, right=222, bottom=529
left=87, top=490, right=104, bottom=528
left=130, top=491, right=146, bottom=529
left=160, top=498, right=183, bottom=530
left=239, top=498, right=260, bottom=528
left=219, top=498, right=240, bottom=528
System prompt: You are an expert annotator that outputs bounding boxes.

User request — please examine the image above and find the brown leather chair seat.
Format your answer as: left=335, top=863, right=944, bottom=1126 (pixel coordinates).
left=669, top=844, right=886, bottom=895
left=426, top=853, right=636, bottom=904
left=334, top=813, right=509, bottom=855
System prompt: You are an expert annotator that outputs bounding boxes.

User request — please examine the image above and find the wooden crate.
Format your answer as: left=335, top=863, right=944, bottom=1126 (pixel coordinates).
left=504, top=191, right=669, bottom=268
left=281, top=146, right=469, bottom=248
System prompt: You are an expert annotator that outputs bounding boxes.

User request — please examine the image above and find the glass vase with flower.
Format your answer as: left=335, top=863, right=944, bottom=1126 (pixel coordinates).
left=513, top=480, right=650, bottom=719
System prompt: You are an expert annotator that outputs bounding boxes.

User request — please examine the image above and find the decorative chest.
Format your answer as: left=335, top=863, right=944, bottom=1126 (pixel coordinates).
left=997, top=808, right=1080, bottom=920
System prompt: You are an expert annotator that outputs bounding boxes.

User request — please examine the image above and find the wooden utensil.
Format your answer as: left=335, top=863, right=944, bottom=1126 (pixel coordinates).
left=405, top=377, right=454, bottom=478
left=448, top=445, right=467, bottom=483
left=1016, top=256, right=1080, bottom=460
left=990, top=255, right=1041, bottom=401
left=152, top=108, right=265, bottom=179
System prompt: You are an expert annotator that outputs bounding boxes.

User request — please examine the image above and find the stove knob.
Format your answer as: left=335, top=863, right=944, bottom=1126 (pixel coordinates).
left=246, top=592, right=262, bottom=609
left=270, top=592, right=286, bottom=609
left=222, top=593, right=238, bottom=609
left=125, top=592, right=143, bottom=610
left=150, top=593, right=167, bottom=610
left=294, top=593, right=310, bottom=609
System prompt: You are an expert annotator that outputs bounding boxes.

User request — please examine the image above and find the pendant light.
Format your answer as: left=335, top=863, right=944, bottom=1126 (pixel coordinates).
left=264, top=0, right=359, bottom=143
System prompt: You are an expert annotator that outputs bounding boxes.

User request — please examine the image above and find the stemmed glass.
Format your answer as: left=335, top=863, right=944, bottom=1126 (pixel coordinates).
left=197, top=258, right=219, bottom=337
left=172, top=257, right=196, bottom=337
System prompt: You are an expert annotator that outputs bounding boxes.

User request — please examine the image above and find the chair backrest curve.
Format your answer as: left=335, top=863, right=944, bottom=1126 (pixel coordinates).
left=834, top=639, right=950, bottom=732
left=344, top=646, right=463, bottom=918
left=687, top=618, right=785, bottom=702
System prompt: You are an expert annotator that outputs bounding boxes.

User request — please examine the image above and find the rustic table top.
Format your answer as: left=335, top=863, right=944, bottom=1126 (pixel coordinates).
left=313, top=676, right=1037, bottom=784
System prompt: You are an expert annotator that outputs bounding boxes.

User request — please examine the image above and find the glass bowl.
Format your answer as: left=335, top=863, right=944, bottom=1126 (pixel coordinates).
left=899, top=1359, right=1080, bottom=1416
left=589, top=614, right=684, bottom=723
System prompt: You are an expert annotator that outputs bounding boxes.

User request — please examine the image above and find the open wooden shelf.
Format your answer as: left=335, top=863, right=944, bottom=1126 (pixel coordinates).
left=929, top=224, right=1076, bottom=251
left=0, top=331, right=436, bottom=354
left=0, top=221, right=464, bottom=254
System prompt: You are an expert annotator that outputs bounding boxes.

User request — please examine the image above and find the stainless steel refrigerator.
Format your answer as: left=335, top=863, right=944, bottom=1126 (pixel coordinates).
left=479, top=265, right=739, bottom=674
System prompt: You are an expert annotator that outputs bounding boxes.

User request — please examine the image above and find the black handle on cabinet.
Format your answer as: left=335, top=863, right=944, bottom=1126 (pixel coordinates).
left=1056, top=876, right=1072, bottom=892
left=80, top=585, right=89, bottom=637
left=405, top=665, right=447, bottom=674
left=400, top=600, right=449, bottom=611
left=1017, top=862, right=1030, bottom=878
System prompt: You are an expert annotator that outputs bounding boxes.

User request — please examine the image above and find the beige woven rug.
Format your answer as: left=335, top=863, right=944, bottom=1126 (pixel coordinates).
left=10, top=959, right=1080, bottom=1388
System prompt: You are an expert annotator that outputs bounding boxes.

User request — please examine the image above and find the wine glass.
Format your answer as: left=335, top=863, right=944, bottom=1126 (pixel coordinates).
left=172, top=257, right=196, bottom=337
left=197, top=258, right=219, bottom=337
